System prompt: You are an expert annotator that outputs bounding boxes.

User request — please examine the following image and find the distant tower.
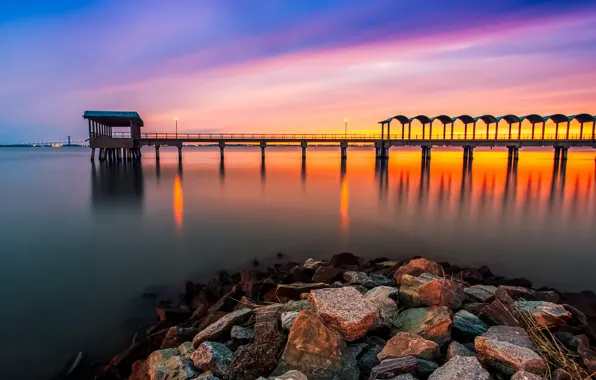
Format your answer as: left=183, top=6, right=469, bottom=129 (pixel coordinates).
left=68, top=135, right=71, bottom=146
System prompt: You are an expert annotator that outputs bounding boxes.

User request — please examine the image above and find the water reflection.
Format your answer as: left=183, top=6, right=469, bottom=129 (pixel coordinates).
left=340, top=158, right=349, bottom=232
left=90, top=161, right=144, bottom=212
left=260, top=157, right=266, bottom=184
left=301, top=157, right=306, bottom=185
left=219, top=159, right=225, bottom=184
left=173, top=172, right=184, bottom=230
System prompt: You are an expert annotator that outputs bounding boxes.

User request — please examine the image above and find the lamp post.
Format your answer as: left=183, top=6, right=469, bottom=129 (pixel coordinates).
left=175, top=116, right=178, bottom=139
left=344, top=118, right=348, bottom=139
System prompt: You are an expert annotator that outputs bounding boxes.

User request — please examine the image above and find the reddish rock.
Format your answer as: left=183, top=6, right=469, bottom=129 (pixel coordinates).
left=191, top=342, right=232, bottom=378
left=160, top=326, right=199, bottom=349
left=275, top=282, right=328, bottom=302
left=378, top=332, right=440, bottom=361
left=481, top=288, right=521, bottom=327
left=309, top=286, right=377, bottom=341
left=192, top=308, right=253, bottom=347
left=400, top=273, right=464, bottom=309
left=578, top=344, right=596, bottom=373
left=370, top=357, right=417, bottom=379
left=498, top=286, right=537, bottom=300
left=463, top=302, right=488, bottom=316
left=273, top=310, right=358, bottom=379
left=240, top=270, right=261, bottom=295
left=482, top=325, right=535, bottom=350
left=312, top=266, right=343, bottom=284
left=394, top=306, right=453, bottom=346
left=394, top=258, right=443, bottom=284
left=129, top=360, right=149, bottom=380
left=511, top=370, right=547, bottom=379
left=551, top=368, right=573, bottom=380
left=329, top=252, right=360, bottom=268
left=475, top=336, right=547, bottom=376
left=514, top=301, right=572, bottom=328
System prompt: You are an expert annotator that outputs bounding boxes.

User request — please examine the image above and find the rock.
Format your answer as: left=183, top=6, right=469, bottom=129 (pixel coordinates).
left=498, top=286, right=537, bottom=301
left=240, top=270, right=261, bottom=295
left=475, top=336, right=547, bottom=376
left=191, top=342, right=232, bottom=378
left=347, top=343, right=369, bottom=360
left=178, top=342, right=195, bottom=360
left=351, top=285, right=369, bottom=294
left=370, top=357, right=417, bottom=379
left=481, top=288, right=520, bottom=327
left=359, top=345, right=382, bottom=378
left=446, top=341, right=475, bottom=360
left=452, top=310, right=490, bottom=342
left=149, top=355, right=199, bottom=380
left=394, top=258, right=443, bottom=284
left=196, top=371, right=220, bottom=380
left=427, top=355, right=490, bottom=380
left=399, top=273, right=464, bottom=309
left=329, top=252, right=360, bottom=268
left=378, top=332, right=439, bottom=361
left=155, top=306, right=193, bottom=324
left=463, top=303, right=488, bottom=316
left=578, top=344, right=596, bottom=373
left=275, top=283, right=328, bottom=302
left=514, top=301, right=572, bottom=328
left=273, top=370, right=309, bottom=380
left=378, top=261, right=400, bottom=268
left=554, top=332, right=589, bottom=351
left=312, top=266, right=344, bottom=284
left=273, top=310, right=358, bottom=379
left=415, top=358, right=439, bottom=378
left=456, top=268, right=484, bottom=284
left=464, top=285, right=497, bottom=303
left=288, top=265, right=310, bottom=283
left=343, top=271, right=370, bottom=285
left=226, top=305, right=286, bottom=380
left=367, top=274, right=395, bottom=288
left=308, top=287, right=377, bottom=341
left=482, top=326, right=535, bottom=350
left=281, top=311, right=298, bottom=330
left=161, top=326, right=199, bottom=349
left=551, top=368, right=572, bottom=380
left=230, top=326, right=253, bottom=344
left=303, top=258, right=325, bottom=271
left=192, top=308, right=253, bottom=347
left=365, top=286, right=399, bottom=325
left=394, top=306, right=453, bottom=346
left=536, top=290, right=559, bottom=303
left=147, top=348, right=180, bottom=369
left=511, top=370, right=547, bottom=379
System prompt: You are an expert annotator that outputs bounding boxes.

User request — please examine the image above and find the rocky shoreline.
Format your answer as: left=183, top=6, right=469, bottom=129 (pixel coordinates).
left=95, top=254, right=596, bottom=379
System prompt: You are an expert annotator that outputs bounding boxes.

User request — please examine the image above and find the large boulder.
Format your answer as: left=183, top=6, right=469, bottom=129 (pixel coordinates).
left=370, top=356, right=418, bottom=379
left=378, top=332, right=439, bottom=361
left=275, top=283, right=328, bottom=302
left=482, top=325, right=535, bottom=350
left=273, top=310, right=358, bottom=380
left=464, top=285, right=497, bottom=303
left=365, top=286, right=399, bottom=326
left=191, top=342, right=232, bottom=378
left=192, top=308, right=253, bottom=347
left=446, top=341, right=475, bottom=360
left=394, top=306, right=453, bottom=346
left=481, top=287, right=521, bottom=327
left=475, top=336, right=547, bottom=376
left=428, top=355, right=491, bottom=380
left=308, top=287, right=377, bottom=341
left=226, top=305, right=286, bottom=380
left=514, top=301, right=572, bottom=328
left=452, top=310, right=490, bottom=341
left=394, top=258, right=443, bottom=284
left=400, top=273, right=464, bottom=309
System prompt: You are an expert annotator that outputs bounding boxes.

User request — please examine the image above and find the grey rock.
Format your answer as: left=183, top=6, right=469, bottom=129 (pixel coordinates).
left=281, top=311, right=298, bottom=331
left=365, top=286, right=399, bottom=323
left=464, top=285, right=497, bottom=303
left=446, top=341, right=475, bottom=360
left=303, top=258, right=325, bottom=271
left=475, top=336, right=547, bottom=376
left=482, top=326, right=535, bottom=350
left=230, top=325, right=253, bottom=344
left=370, top=356, right=417, bottom=379
left=149, top=355, right=199, bottom=380
left=428, top=356, right=491, bottom=380
left=511, top=370, right=547, bottom=379
left=192, top=308, right=253, bottom=347
left=191, top=341, right=233, bottom=378
left=452, top=310, right=490, bottom=342
left=196, top=371, right=220, bottom=380
left=343, top=271, right=370, bottom=285
left=348, top=342, right=369, bottom=360
left=273, top=370, right=309, bottom=379
left=367, top=274, right=395, bottom=288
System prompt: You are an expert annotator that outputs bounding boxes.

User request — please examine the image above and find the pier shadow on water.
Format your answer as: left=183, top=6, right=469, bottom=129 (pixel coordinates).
left=91, top=161, right=144, bottom=212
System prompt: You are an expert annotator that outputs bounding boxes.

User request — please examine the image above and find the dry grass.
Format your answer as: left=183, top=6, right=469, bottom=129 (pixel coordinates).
left=516, top=305, right=592, bottom=379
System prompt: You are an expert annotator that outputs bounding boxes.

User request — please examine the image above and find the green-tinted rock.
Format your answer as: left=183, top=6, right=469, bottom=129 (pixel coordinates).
left=394, top=306, right=453, bottom=346
left=452, top=310, right=489, bottom=342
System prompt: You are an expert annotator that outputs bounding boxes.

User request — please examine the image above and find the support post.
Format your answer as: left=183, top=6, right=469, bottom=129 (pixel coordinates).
left=464, top=123, right=468, bottom=139
left=443, top=122, right=446, bottom=140
left=421, top=146, right=427, bottom=160
left=178, top=145, right=182, bottom=162
left=531, top=123, right=535, bottom=139
left=514, top=147, right=519, bottom=161
left=554, top=147, right=561, bottom=161
left=555, top=122, right=559, bottom=140
left=562, top=147, right=568, bottom=160
left=566, top=121, right=570, bottom=140
left=508, top=123, right=512, bottom=139
left=507, top=147, right=513, bottom=160
left=463, top=147, right=469, bottom=161
left=381, top=122, right=385, bottom=141
left=401, top=123, right=405, bottom=140
left=593, top=120, right=596, bottom=141
left=486, top=122, right=489, bottom=140
left=408, top=123, right=412, bottom=144
left=450, top=122, right=454, bottom=140
left=518, top=122, right=522, bottom=142
left=469, top=146, right=474, bottom=160
left=260, top=141, right=267, bottom=159
left=422, top=123, right=426, bottom=141
left=301, top=141, right=307, bottom=159
left=542, top=122, right=546, bottom=140
left=219, top=141, right=225, bottom=160
left=472, top=121, right=476, bottom=140
left=155, top=145, right=160, bottom=161
left=90, top=148, right=95, bottom=161
left=387, top=121, right=391, bottom=141
left=426, top=146, right=431, bottom=160
left=341, top=141, right=348, bottom=159
left=495, top=120, right=499, bottom=140
left=580, top=122, right=584, bottom=139
left=429, top=120, right=433, bottom=140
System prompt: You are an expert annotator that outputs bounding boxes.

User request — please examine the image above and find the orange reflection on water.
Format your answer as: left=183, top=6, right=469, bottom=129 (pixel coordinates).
left=174, top=174, right=184, bottom=229
left=340, top=172, right=349, bottom=231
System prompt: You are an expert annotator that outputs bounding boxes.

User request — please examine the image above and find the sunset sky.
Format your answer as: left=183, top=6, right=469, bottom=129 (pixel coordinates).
left=1, top=0, right=596, bottom=143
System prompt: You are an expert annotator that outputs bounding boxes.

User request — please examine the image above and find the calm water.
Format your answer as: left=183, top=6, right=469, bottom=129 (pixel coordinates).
left=1, top=146, right=595, bottom=379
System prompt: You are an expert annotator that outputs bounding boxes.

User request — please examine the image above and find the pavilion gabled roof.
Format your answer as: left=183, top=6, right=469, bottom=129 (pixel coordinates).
left=83, top=110, right=144, bottom=127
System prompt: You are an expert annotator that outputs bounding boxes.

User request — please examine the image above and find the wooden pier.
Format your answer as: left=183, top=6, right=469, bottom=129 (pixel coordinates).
left=84, top=111, right=596, bottom=163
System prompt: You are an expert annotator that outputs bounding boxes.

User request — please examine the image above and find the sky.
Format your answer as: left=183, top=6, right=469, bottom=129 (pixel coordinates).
left=1, top=0, right=596, bottom=143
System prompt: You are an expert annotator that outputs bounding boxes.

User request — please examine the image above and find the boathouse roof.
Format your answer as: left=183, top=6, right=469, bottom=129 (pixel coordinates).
left=83, top=111, right=144, bottom=127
